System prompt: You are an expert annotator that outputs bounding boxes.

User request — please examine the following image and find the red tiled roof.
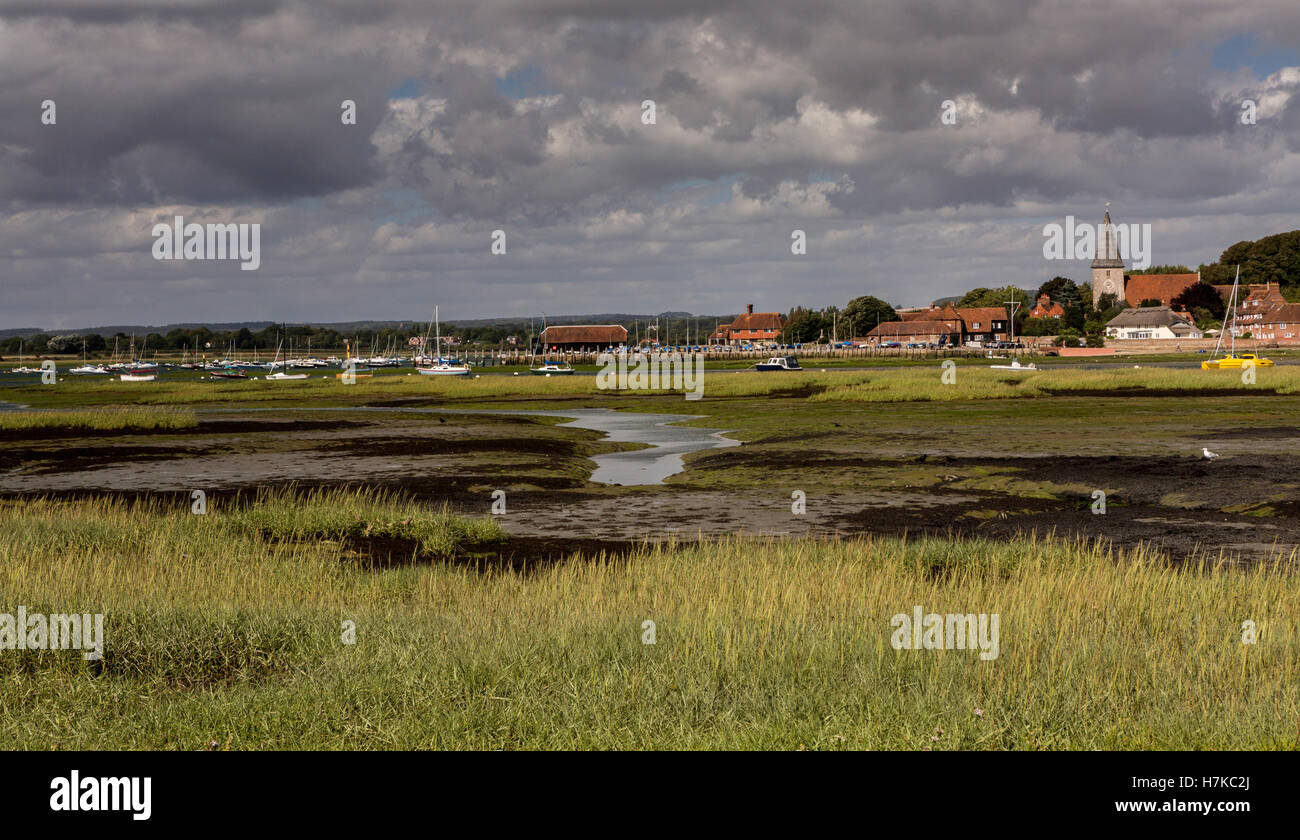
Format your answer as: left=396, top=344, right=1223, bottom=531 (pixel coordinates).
left=728, top=312, right=785, bottom=331
left=1255, top=303, right=1300, bottom=325
left=866, top=319, right=960, bottom=337
left=539, top=325, right=628, bottom=344
left=956, top=307, right=1007, bottom=328
left=1124, top=274, right=1199, bottom=307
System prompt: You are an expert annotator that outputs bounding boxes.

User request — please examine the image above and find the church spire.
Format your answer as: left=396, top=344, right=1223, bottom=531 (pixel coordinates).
left=1092, top=202, right=1124, bottom=268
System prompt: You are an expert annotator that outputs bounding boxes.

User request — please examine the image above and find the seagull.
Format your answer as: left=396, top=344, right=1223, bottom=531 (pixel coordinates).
left=1203, top=447, right=1220, bottom=460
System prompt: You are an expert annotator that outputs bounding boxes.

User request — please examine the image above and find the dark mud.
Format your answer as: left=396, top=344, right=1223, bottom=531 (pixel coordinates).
left=0, top=417, right=363, bottom=443
left=1043, top=387, right=1283, bottom=398
left=4, top=411, right=1299, bottom=563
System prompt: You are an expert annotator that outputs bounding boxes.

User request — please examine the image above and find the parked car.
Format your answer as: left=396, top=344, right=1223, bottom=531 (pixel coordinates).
left=882, top=341, right=902, bottom=348
left=905, top=342, right=926, bottom=349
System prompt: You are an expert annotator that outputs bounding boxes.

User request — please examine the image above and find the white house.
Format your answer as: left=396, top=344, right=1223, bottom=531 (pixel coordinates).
left=1105, top=306, right=1202, bottom=340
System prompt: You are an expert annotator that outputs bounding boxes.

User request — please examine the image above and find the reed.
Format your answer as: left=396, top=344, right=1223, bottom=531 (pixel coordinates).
left=1, top=493, right=1294, bottom=749
left=0, top=407, right=198, bottom=431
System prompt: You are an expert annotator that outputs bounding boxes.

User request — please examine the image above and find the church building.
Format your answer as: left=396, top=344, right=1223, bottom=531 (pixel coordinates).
left=1090, top=207, right=1201, bottom=309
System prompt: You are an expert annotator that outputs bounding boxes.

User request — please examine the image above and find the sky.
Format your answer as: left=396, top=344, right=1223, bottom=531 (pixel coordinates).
left=2, top=0, right=1299, bottom=330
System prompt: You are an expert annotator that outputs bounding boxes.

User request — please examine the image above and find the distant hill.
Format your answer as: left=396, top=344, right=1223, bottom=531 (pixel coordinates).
left=0, top=327, right=45, bottom=340
left=2, top=314, right=728, bottom=338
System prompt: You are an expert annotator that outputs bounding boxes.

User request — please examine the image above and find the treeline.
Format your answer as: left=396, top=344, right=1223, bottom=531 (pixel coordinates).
left=0, top=316, right=733, bottom=356
left=1199, top=230, right=1300, bottom=291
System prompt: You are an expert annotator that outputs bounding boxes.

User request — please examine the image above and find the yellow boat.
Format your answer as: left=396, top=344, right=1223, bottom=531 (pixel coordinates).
left=1201, top=352, right=1273, bottom=370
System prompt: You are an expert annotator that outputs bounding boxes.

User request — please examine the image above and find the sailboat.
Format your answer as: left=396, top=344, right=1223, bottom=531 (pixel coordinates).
left=264, top=333, right=309, bottom=380
left=1202, top=266, right=1274, bottom=370
left=417, top=307, right=471, bottom=376
left=529, top=314, right=575, bottom=375
left=69, top=338, right=110, bottom=375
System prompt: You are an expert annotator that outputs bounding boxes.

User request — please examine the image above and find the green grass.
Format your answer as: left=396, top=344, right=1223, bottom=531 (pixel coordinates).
left=10, top=363, right=1300, bottom=412
left=0, top=407, right=198, bottom=431
left=226, top=485, right=506, bottom=558
left=0, top=494, right=1295, bottom=749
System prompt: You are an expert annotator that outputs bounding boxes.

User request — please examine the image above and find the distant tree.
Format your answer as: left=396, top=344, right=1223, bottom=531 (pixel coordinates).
left=1200, top=230, right=1300, bottom=289
left=841, top=295, right=898, bottom=338
left=1138, top=298, right=1162, bottom=308
left=1019, top=317, right=1058, bottom=337
left=1035, top=276, right=1080, bottom=308
left=1096, top=292, right=1120, bottom=313
left=1171, top=282, right=1226, bottom=321
left=1054, top=328, right=1082, bottom=347
left=1062, top=304, right=1087, bottom=332
left=957, top=287, right=993, bottom=307
left=958, top=285, right=1034, bottom=315
left=1190, top=306, right=1218, bottom=330
left=44, top=334, right=80, bottom=352
left=783, top=307, right=831, bottom=343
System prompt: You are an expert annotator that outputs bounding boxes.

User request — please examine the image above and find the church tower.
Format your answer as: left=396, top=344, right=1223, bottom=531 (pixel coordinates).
left=1091, top=204, right=1126, bottom=309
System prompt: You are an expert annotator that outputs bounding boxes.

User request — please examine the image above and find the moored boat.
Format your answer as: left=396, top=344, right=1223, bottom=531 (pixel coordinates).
left=756, top=356, right=802, bottom=371
left=529, top=360, right=574, bottom=375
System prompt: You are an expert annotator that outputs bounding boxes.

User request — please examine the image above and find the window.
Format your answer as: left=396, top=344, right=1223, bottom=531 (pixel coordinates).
left=972, top=322, right=981, bottom=329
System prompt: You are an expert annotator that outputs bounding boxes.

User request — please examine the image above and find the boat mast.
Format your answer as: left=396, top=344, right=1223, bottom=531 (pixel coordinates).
left=1211, top=265, right=1239, bottom=359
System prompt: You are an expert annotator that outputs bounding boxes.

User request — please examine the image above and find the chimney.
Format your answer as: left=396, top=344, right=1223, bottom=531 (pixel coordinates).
left=746, top=303, right=753, bottom=314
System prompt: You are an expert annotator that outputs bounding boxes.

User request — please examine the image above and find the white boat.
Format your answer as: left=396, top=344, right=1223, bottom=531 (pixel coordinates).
left=119, top=373, right=156, bottom=382
left=264, top=335, right=310, bottom=380
left=69, top=340, right=109, bottom=374
left=756, top=356, right=802, bottom=371
left=528, top=360, right=574, bottom=375
left=990, top=358, right=1038, bottom=371
left=527, top=313, right=574, bottom=375
left=417, top=307, right=471, bottom=376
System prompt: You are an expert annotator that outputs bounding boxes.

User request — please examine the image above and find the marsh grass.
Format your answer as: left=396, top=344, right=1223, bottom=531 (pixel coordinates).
left=1, top=494, right=1295, bottom=749
left=227, top=485, right=506, bottom=558
left=0, top=407, right=198, bottom=431
left=16, top=365, right=1300, bottom=412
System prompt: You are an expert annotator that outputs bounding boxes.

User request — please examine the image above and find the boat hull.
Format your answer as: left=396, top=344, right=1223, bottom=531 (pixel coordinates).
left=418, top=367, right=471, bottom=376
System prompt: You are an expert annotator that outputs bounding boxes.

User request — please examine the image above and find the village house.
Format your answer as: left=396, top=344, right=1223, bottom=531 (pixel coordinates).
left=860, top=303, right=1006, bottom=345
left=538, top=324, right=628, bottom=352
left=1029, top=294, right=1065, bottom=319
left=1104, top=306, right=1202, bottom=340
left=1244, top=302, right=1300, bottom=342
left=861, top=318, right=962, bottom=346
left=709, top=304, right=785, bottom=346
left=957, top=307, right=1010, bottom=343
left=1232, top=283, right=1288, bottom=335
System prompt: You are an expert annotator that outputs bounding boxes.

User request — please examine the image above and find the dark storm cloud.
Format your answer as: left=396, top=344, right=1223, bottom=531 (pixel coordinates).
left=1, top=0, right=1298, bottom=328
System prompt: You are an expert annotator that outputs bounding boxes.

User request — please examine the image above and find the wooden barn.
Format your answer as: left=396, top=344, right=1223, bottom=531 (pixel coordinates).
left=538, top=324, right=628, bottom=352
